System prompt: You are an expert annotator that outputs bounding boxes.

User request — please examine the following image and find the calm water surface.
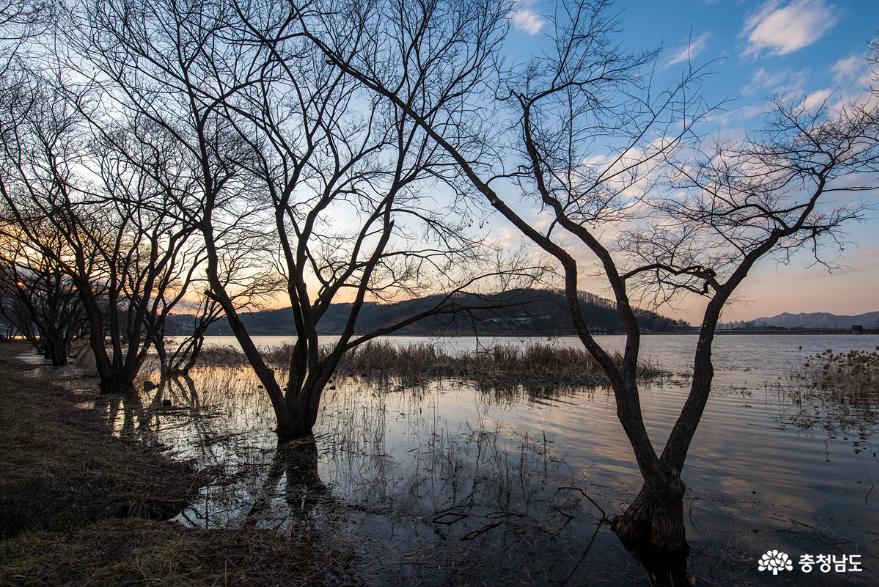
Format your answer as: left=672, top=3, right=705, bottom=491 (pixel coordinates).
left=40, top=334, right=879, bottom=584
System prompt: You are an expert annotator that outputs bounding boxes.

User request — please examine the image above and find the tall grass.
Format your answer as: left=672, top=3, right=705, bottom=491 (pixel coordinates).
left=791, top=348, right=879, bottom=401
left=191, top=340, right=665, bottom=388
left=784, top=348, right=879, bottom=433
left=263, top=340, right=665, bottom=388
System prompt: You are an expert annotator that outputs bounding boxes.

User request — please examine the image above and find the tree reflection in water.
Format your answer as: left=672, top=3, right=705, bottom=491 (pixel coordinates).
left=93, top=356, right=879, bottom=585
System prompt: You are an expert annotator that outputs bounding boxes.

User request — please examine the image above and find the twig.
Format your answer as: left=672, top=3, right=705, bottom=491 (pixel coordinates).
left=555, top=486, right=607, bottom=520
left=461, top=521, right=502, bottom=541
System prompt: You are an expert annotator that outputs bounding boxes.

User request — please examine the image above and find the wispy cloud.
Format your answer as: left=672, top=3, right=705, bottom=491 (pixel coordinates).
left=706, top=103, right=769, bottom=126
left=741, top=0, right=838, bottom=58
left=832, top=55, right=863, bottom=82
left=509, top=1, right=545, bottom=36
left=831, top=53, right=872, bottom=88
left=801, top=88, right=834, bottom=110
left=663, top=32, right=712, bottom=68
left=742, top=67, right=809, bottom=95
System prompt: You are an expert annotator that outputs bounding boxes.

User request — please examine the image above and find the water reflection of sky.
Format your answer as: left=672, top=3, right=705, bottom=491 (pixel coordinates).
left=24, top=334, right=879, bottom=585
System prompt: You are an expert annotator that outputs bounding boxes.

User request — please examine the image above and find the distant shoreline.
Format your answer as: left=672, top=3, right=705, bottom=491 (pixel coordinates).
left=188, top=329, right=879, bottom=337
left=713, top=329, right=879, bottom=335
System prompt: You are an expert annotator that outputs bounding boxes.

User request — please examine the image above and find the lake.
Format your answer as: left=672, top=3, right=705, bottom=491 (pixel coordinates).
left=46, top=334, right=879, bottom=584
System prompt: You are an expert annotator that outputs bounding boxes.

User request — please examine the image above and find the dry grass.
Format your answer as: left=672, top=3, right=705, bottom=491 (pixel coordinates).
left=784, top=347, right=879, bottom=434
left=0, top=342, right=341, bottom=585
left=0, top=344, right=199, bottom=538
left=267, top=340, right=665, bottom=388
left=195, top=344, right=253, bottom=368
left=791, top=348, right=879, bottom=402
left=0, top=518, right=333, bottom=586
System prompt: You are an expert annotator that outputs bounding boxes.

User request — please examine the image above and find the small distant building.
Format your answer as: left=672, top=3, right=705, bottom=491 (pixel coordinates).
left=851, top=325, right=864, bottom=334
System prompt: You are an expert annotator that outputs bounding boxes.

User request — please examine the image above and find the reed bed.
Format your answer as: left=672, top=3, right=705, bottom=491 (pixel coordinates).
left=192, top=345, right=253, bottom=367
left=791, top=348, right=879, bottom=401
left=783, top=348, right=879, bottom=434
left=254, top=340, right=666, bottom=388
left=185, top=340, right=667, bottom=392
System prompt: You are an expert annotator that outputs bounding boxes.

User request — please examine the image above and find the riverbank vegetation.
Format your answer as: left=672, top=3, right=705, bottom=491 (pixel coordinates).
left=0, top=344, right=340, bottom=584
left=796, top=348, right=879, bottom=397
left=191, top=340, right=667, bottom=389
left=784, top=348, right=879, bottom=435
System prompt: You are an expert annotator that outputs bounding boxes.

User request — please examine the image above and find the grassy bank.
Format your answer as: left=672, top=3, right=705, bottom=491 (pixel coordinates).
left=0, top=343, right=334, bottom=586
left=0, top=344, right=198, bottom=538
left=0, top=519, right=329, bottom=586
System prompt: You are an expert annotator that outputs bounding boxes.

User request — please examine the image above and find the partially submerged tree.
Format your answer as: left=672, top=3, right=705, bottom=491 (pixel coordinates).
left=299, top=0, right=879, bottom=556
left=614, top=95, right=878, bottom=549
left=81, top=0, right=535, bottom=438
left=81, top=119, right=204, bottom=392
left=0, top=222, right=86, bottom=364
left=0, top=67, right=202, bottom=391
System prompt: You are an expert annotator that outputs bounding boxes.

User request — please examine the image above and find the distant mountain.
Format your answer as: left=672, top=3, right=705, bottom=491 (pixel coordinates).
left=732, top=311, right=879, bottom=330
left=165, top=288, right=689, bottom=337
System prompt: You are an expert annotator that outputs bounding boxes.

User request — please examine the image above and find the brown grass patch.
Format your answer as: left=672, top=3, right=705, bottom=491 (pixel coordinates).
left=0, top=342, right=341, bottom=585
left=262, top=340, right=664, bottom=388
left=0, top=518, right=331, bottom=586
left=791, top=348, right=879, bottom=403
left=0, top=343, right=198, bottom=538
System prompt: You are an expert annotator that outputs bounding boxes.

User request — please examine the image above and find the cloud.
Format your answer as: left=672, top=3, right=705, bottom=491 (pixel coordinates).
left=742, top=67, right=809, bottom=95
left=706, top=103, right=769, bottom=126
left=741, top=0, right=838, bottom=57
left=509, top=1, right=545, bottom=36
left=831, top=53, right=872, bottom=89
left=801, top=88, right=833, bottom=110
left=664, top=32, right=712, bottom=68
left=832, top=55, right=863, bottom=82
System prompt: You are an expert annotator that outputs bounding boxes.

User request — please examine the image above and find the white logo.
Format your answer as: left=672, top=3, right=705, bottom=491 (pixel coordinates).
left=758, top=550, right=793, bottom=575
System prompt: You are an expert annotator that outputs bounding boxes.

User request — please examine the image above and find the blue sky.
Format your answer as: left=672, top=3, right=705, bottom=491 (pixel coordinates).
left=508, top=1, right=878, bottom=104
left=503, top=0, right=879, bottom=322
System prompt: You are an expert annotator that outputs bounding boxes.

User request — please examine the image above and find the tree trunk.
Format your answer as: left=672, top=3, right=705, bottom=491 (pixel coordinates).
left=99, top=369, right=136, bottom=394
left=275, top=385, right=322, bottom=441
left=274, top=407, right=317, bottom=441
left=45, top=336, right=68, bottom=367
left=47, top=345, right=68, bottom=367
left=155, top=335, right=168, bottom=376
left=613, top=468, right=688, bottom=556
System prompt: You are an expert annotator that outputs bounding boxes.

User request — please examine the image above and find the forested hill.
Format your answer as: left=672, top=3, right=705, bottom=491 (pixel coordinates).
left=165, top=289, right=688, bottom=336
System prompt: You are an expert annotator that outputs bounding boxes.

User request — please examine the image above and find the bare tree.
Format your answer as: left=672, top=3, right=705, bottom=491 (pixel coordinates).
left=0, top=0, right=54, bottom=75
left=0, top=65, right=203, bottom=392
left=158, top=243, right=283, bottom=376
left=0, top=221, right=87, bottom=364
left=299, top=0, right=879, bottom=557
left=80, top=0, right=535, bottom=438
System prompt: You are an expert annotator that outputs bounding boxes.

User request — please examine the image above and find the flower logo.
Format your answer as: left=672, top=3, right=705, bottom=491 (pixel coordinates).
left=758, top=550, right=793, bottom=575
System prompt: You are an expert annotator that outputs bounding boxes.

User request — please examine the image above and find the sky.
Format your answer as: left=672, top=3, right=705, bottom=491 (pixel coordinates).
left=503, top=0, right=879, bottom=323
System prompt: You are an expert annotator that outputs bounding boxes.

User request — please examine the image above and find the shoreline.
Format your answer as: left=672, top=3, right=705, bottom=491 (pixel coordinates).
left=169, top=329, right=879, bottom=338
left=0, top=342, right=341, bottom=586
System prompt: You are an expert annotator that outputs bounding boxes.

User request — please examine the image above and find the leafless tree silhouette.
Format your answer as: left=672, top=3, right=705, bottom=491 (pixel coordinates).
left=78, top=0, right=537, bottom=436
left=0, top=69, right=203, bottom=392
left=0, top=222, right=87, bottom=364
left=299, top=0, right=879, bottom=556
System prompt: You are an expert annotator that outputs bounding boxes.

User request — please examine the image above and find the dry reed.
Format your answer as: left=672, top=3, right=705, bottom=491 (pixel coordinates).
left=257, top=340, right=666, bottom=388
left=791, top=348, right=879, bottom=401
